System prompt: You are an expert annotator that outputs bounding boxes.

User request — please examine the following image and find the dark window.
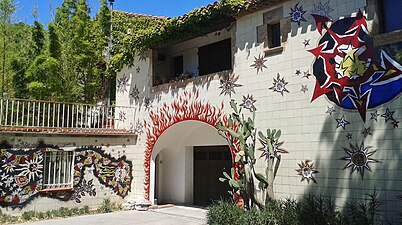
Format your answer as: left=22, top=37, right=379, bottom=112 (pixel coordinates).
left=173, top=55, right=183, bottom=77
left=268, top=23, right=281, bottom=48
left=198, top=38, right=232, bottom=75
left=381, top=0, right=402, bottom=33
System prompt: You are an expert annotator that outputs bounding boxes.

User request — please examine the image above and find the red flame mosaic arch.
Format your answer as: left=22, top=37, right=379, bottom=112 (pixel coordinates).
left=143, top=91, right=239, bottom=200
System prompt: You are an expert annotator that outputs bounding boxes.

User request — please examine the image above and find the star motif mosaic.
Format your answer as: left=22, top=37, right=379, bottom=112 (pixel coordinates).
left=303, top=39, right=310, bottom=47
left=240, top=94, right=257, bottom=112
left=296, top=160, right=318, bottom=183
left=144, top=97, right=152, bottom=109
left=326, top=106, right=336, bottom=115
left=139, top=52, right=147, bottom=61
left=295, top=69, right=301, bottom=76
left=336, top=115, right=350, bottom=129
left=361, top=127, right=372, bottom=138
left=118, top=111, right=126, bottom=122
left=370, top=110, right=379, bottom=121
left=391, top=120, right=399, bottom=128
left=290, top=2, right=307, bottom=26
left=250, top=54, right=267, bottom=74
left=129, top=85, right=141, bottom=102
left=302, top=70, right=312, bottom=79
left=136, top=66, right=141, bottom=73
left=301, top=84, right=308, bottom=93
left=311, top=1, right=334, bottom=18
left=346, top=133, right=353, bottom=140
left=133, top=120, right=144, bottom=135
left=381, top=108, right=394, bottom=123
left=341, top=142, right=379, bottom=178
left=219, top=74, right=242, bottom=97
left=117, top=74, right=130, bottom=93
left=269, top=73, right=289, bottom=96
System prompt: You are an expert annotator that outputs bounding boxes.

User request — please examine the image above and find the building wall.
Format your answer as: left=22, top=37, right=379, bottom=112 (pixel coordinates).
left=116, top=0, right=402, bottom=222
left=0, top=133, right=135, bottom=215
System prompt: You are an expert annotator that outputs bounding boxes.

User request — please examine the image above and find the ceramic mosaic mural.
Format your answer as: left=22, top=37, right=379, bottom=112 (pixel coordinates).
left=309, top=12, right=402, bottom=121
left=0, top=145, right=132, bottom=208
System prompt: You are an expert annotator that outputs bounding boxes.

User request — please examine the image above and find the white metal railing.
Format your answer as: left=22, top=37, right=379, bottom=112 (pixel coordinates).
left=0, top=98, right=135, bottom=134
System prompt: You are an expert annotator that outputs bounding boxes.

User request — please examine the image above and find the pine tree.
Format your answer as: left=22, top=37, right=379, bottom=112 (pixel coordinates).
left=48, top=23, right=61, bottom=59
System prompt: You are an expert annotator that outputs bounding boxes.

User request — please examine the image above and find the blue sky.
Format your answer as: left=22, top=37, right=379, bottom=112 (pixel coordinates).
left=16, top=0, right=216, bottom=25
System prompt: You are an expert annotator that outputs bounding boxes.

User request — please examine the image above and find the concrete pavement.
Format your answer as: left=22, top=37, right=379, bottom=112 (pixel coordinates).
left=13, top=206, right=207, bottom=225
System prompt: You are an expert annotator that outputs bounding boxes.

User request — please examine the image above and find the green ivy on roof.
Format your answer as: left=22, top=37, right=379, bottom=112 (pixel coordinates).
left=109, top=0, right=278, bottom=74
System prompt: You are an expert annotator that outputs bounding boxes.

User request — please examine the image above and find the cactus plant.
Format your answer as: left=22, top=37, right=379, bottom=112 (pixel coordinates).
left=217, top=99, right=287, bottom=209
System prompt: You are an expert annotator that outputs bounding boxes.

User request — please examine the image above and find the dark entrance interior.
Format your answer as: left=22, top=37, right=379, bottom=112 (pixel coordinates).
left=193, top=145, right=232, bottom=206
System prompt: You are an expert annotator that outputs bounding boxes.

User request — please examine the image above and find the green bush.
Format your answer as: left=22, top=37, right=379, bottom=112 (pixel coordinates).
left=98, top=198, right=115, bottom=213
left=207, top=192, right=385, bottom=225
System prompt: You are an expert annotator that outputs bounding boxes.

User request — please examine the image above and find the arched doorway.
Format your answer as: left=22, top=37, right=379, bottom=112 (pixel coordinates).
left=151, top=121, right=231, bottom=205
left=143, top=91, right=238, bottom=204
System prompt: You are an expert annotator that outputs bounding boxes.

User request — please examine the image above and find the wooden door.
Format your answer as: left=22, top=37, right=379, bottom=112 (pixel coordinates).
left=193, top=146, right=232, bottom=206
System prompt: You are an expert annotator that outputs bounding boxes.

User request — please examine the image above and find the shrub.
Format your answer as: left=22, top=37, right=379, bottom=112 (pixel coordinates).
left=98, top=198, right=114, bottom=213
left=207, top=192, right=385, bottom=225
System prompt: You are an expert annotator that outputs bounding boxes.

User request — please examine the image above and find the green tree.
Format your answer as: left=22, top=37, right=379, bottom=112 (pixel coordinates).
left=0, top=0, right=16, bottom=96
left=48, top=23, right=61, bottom=59
left=32, top=21, right=45, bottom=57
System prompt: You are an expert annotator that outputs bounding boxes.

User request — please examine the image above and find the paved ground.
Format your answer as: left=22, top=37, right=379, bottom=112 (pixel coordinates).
left=14, top=206, right=207, bottom=225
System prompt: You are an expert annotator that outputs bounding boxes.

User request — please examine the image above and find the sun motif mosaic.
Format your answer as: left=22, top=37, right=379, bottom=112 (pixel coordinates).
left=240, top=94, right=257, bottom=112
left=251, top=54, right=267, bottom=74
left=117, top=74, right=130, bottom=93
left=258, top=137, right=288, bottom=159
left=311, top=1, right=334, bottom=18
left=296, top=160, right=318, bottom=183
left=219, top=74, right=242, bottom=97
left=290, top=2, right=307, bottom=26
left=341, top=142, right=379, bottom=178
left=269, top=73, right=289, bottom=96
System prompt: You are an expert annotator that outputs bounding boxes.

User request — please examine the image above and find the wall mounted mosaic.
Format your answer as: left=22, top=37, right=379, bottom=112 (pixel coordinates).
left=269, top=73, right=289, bottom=96
left=251, top=54, right=267, bottom=74
left=296, top=160, right=318, bottom=183
left=341, top=142, right=379, bottom=178
left=290, top=2, right=307, bottom=26
left=117, top=74, right=130, bottom=93
left=219, top=74, right=242, bottom=97
left=309, top=12, right=402, bottom=121
left=0, top=145, right=132, bottom=208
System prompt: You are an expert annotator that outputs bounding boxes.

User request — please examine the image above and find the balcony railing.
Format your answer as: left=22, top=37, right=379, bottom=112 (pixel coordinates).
left=0, top=98, right=135, bottom=135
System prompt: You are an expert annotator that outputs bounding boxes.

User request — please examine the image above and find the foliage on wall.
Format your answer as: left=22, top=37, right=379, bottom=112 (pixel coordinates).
left=143, top=90, right=239, bottom=200
left=309, top=12, right=402, bottom=121
left=0, top=145, right=132, bottom=208
left=109, top=0, right=263, bottom=74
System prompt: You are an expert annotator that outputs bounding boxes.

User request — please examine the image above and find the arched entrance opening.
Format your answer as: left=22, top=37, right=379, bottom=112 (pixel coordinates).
left=150, top=121, right=231, bottom=206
